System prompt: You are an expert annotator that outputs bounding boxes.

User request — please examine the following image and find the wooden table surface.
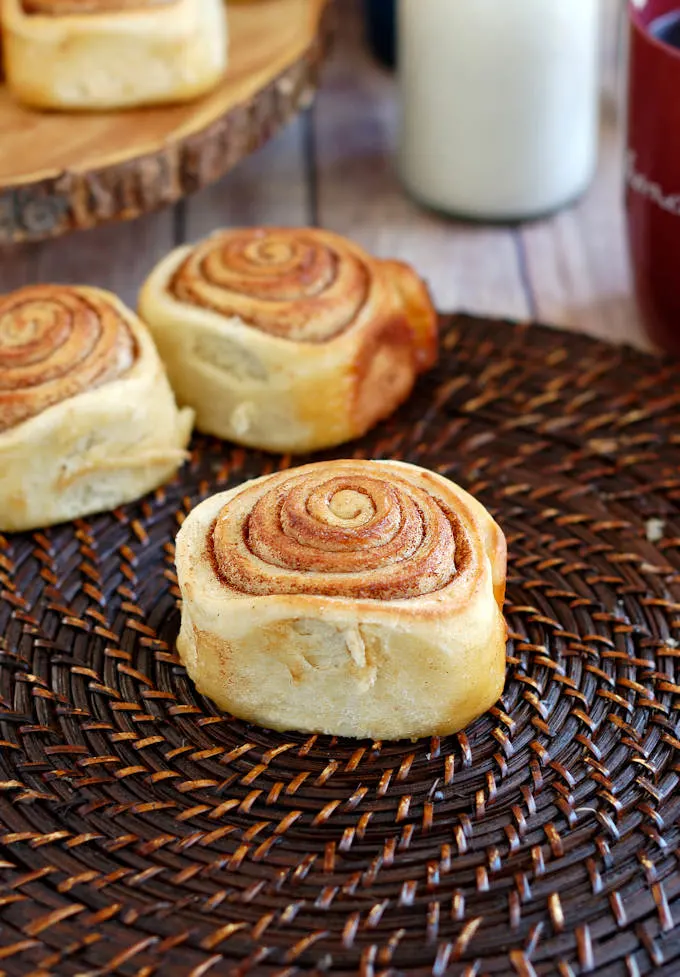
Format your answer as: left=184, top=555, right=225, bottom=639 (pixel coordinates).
left=0, top=0, right=645, bottom=349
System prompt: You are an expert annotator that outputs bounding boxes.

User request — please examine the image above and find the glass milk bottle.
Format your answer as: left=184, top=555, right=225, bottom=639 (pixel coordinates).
left=398, top=0, right=601, bottom=221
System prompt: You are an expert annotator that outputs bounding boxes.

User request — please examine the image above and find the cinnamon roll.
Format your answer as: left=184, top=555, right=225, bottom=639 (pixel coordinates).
left=1, top=0, right=227, bottom=110
left=138, top=228, right=438, bottom=454
left=175, top=460, right=507, bottom=740
left=0, top=285, right=194, bottom=532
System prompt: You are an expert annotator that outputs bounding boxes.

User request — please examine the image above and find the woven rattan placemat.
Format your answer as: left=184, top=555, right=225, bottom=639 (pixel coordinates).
left=1, top=314, right=679, bottom=976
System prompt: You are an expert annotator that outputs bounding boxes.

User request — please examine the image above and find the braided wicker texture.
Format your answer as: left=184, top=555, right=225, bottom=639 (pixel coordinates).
left=1, top=314, right=679, bottom=976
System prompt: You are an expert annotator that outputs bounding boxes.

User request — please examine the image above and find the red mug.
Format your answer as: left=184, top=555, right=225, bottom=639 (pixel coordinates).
left=626, top=0, right=680, bottom=355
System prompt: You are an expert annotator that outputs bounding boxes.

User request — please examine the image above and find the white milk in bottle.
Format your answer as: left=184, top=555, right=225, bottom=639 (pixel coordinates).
left=398, top=0, right=601, bottom=220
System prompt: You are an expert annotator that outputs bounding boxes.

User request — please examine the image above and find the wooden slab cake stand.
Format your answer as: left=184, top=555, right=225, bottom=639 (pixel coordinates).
left=0, top=0, right=332, bottom=244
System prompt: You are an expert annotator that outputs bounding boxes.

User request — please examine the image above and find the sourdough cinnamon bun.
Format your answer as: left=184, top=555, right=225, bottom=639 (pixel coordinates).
left=139, top=227, right=438, bottom=454
left=0, top=285, right=135, bottom=432
left=0, top=285, right=193, bottom=531
left=1, top=0, right=227, bottom=110
left=175, top=459, right=507, bottom=740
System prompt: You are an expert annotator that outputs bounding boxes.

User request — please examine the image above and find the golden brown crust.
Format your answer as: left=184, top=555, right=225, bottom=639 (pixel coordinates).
left=211, top=462, right=481, bottom=602
left=382, top=259, right=439, bottom=371
left=21, top=0, right=174, bottom=14
left=0, top=285, right=136, bottom=432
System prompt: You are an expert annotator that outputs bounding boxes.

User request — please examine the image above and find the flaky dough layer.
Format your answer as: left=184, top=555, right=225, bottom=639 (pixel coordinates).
left=175, top=459, right=507, bottom=740
left=139, top=227, right=438, bottom=454
left=0, top=285, right=194, bottom=531
left=1, top=0, right=227, bottom=109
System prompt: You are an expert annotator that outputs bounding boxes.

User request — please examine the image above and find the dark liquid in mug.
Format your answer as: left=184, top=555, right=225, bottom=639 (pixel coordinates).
left=650, top=10, right=680, bottom=48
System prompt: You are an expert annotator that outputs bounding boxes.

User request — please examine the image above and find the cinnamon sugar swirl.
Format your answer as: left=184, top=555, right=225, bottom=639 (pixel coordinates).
left=0, top=285, right=193, bottom=531
left=1, top=0, right=227, bottom=110
left=139, top=228, right=438, bottom=453
left=175, top=460, right=507, bottom=740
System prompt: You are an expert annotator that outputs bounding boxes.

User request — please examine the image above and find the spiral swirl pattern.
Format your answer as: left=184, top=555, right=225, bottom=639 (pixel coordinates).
left=212, top=463, right=470, bottom=600
left=0, top=285, right=136, bottom=433
left=170, top=228, right=371, bottom=342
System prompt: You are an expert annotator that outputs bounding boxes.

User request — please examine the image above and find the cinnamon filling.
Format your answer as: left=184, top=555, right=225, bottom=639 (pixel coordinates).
left=169, top=229, right=371, bottom=344
left=210, top=465, right=470, bottom=601
left=0, top=286, right=136, bottom=432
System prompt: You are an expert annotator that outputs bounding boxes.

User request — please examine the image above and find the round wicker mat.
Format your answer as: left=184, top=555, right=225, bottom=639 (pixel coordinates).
left=1, top=314, right=680, bottom=977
